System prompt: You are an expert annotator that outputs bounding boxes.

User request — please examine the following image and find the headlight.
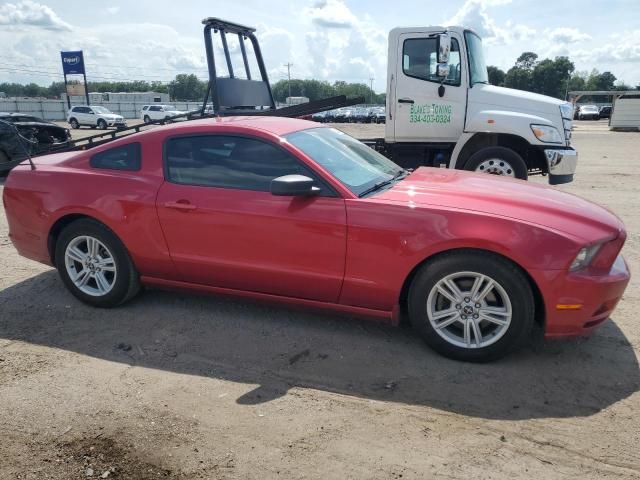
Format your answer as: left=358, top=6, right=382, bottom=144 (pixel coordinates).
left=569, top=244, right=602, bottom=271
left=531, top=124, right=563, bottom=144
left=559, top=103, right=573, bottom=120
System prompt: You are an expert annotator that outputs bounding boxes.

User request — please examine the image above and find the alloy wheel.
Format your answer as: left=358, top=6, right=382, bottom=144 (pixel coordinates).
left=426, top=271, right=512, bottom=349
left=64, top=235, right=117, bottom=297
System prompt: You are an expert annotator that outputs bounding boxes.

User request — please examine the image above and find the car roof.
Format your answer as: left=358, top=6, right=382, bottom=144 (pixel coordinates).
left=151, top=116, right=320, bottom=137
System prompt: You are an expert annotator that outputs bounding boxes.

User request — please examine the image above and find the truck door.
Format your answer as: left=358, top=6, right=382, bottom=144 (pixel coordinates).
left=391, top=32, right=466, bottom=143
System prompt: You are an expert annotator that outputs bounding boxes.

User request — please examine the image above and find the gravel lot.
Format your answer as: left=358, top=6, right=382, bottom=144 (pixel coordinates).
left=1, top=120, right=638, bottom=479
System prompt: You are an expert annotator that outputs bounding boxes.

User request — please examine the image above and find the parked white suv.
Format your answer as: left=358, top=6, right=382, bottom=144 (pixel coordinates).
left=141, top=104, right=187, bottom=123
left=67, top=106, right=126, bottom=130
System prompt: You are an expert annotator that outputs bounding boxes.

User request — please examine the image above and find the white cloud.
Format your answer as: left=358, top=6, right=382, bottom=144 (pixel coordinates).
left=545, top=27, right=591, bottom=44
left=0, top=0, right=71, bottom=31
left=298, top=1, right=386, bottom=86
left=446, top=0, right=535, bottom=45
left=304, top=0, right=358, bottom=29
left=105, top=6, right=120, bottom=15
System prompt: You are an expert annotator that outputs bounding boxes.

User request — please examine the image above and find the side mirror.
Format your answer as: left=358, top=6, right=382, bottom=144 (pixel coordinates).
left=436, top=63, right=450, bottom=78
left=437, top=33, right=451, bottom=64
left=271, top=175, right=320, bottom=196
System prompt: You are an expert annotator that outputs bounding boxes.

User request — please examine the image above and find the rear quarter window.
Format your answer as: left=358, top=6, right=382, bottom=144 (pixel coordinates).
left=90, top=143, right=141, bottom=171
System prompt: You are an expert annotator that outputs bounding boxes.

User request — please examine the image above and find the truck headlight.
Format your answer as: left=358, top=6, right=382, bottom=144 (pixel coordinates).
left=531, top=124, right=563, bottom=144
left=569, top=244, right=602, bottom=271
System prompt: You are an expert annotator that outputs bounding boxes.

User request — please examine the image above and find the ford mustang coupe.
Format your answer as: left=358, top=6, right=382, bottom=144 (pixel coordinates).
left=2, top=117, right=630, bottom=362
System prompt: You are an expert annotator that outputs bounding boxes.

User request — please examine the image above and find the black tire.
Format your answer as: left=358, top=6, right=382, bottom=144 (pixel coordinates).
left=407, top=250, right=534, bottom=362
left=55, top=219, right=140, bottom=308
left=464, top=146, right=528, bottom=180
left=97, top=119, right=107, bottom=130
left=69, top=118, right=79, bottom=129
left=143, top=115, right=151, bottom=124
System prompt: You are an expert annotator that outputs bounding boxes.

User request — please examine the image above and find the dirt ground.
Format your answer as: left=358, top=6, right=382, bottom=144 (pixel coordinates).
left=1, top=121, right=639, bottom=479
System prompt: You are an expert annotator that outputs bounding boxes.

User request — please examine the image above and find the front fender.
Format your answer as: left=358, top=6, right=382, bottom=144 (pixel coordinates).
left=465, top=110, right=552, bottom=145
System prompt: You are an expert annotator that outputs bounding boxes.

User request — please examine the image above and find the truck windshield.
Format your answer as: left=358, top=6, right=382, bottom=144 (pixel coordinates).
left=285, top=127, right=405, bottom=197
left=464, top=31, right=488, bottom=85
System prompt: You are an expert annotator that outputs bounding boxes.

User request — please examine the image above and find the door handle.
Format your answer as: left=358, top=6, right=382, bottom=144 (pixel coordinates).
left=164, top=200, right=196, bottom=211
left=398, top=98, right=415, bottom=104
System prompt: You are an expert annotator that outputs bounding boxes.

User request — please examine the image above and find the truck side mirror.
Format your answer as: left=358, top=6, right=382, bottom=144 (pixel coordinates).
left=437, top=33, right=451, bottom=64
left=436, top=64, right=450, bottom=78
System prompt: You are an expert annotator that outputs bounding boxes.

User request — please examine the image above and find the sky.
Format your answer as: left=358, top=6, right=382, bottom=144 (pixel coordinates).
left=0, top=0, right=639, bottom=92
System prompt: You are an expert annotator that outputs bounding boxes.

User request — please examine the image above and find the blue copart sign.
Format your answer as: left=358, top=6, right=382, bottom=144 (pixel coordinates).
left=61, top=51, right=85, bottom=75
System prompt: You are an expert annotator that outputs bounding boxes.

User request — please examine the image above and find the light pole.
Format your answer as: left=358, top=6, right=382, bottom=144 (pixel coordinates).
left=284, top=62, right=293, bottom=103
left=369, top=77, right=375, bottom=105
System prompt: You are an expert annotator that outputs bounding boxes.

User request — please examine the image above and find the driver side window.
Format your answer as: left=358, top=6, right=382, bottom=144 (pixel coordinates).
left=164, top=135, right=336, bottom=196
left=402, top=37, right=461, bottom=86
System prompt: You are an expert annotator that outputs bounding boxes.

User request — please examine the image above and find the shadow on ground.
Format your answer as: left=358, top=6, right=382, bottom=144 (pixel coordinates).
left=1, top=270, right=638, bottom=420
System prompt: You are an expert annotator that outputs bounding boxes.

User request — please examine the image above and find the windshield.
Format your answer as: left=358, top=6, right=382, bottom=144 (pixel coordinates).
left=285, top=127, right=404, bottom=197
left=464, top=31, right=488, bottom=85
left=91, top=106, right=111, bottom=114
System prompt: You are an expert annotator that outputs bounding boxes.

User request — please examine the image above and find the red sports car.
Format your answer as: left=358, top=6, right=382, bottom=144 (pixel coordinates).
left=2, top=117, right=630, bottom=362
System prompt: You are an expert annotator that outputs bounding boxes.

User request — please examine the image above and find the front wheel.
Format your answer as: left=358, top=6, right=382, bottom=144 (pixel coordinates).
left=97, top=119, right=107, bottom=130
left=408, top=251, right=534, bottom=362
left=464, top=146, right=528, bottom=180
left=55, top=219, right=140, bottom=308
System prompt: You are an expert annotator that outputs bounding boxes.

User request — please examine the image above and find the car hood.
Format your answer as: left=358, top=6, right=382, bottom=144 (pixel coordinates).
left=101, top=114, right=123, bottom=120
left=372, top=168, right=623, bottom=242
left=469, top=83, right=564, bottom=117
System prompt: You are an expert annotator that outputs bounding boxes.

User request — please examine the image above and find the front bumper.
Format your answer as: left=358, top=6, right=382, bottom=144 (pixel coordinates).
left=530, top=255, right=630, bottom=338
left=545, top=148, right=577, bottom=185
left=107, top=120, right=127, bottom=128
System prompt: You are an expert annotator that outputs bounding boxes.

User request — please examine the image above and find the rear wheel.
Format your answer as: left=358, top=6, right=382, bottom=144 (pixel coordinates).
left=464, top=146, right=527, bottom=180
left=69, top=118, right=79, bottom=129
left=143, top=115, right=151, bottom=124
left=55, top=219, right=140, bottom=308
left=408, top=251, right=534, bottom=362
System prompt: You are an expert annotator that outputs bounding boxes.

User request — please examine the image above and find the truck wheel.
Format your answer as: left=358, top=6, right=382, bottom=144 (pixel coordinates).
left=407, top=250, right=534, bottom=362
left=464, top=147, right=527, bottom=180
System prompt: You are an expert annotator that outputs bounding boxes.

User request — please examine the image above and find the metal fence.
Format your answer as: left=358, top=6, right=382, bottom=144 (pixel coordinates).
left=0, top=99, right=205, bottom=121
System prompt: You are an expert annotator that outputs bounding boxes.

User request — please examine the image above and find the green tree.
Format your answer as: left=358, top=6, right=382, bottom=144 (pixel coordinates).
left=168, top=74, right=207, bottom=101
left=505, top=67, right=532, bottom=91
left=530, top=56, right=574, bottom=99
left=487, top=66, right=506, bottom=86
left=515, top=52, right=538, bottom=71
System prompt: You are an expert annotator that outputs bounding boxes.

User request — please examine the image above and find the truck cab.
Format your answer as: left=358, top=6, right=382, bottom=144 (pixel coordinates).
left=385, top=26, right=576, bottom=184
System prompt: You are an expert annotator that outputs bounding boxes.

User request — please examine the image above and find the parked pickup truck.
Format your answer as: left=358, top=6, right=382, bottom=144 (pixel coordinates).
left=370, top=26, right=577, bottom=184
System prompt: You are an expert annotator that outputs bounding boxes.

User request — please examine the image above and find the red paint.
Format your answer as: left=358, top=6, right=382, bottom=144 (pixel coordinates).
left=2, top=117, right=630, bottom=338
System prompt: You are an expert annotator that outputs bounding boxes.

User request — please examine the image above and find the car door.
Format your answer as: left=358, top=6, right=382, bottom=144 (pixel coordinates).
left=149, top=106, right=162, bottom=120
left=72, top=107, right=87, bottom=125
left=83, top=107, right=96, bottom=126
left=391, top=32, right=467, bottom=142
left=156, top=133, right=347, bottom=302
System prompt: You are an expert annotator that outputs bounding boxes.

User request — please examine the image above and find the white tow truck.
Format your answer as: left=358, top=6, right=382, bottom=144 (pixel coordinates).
left=375, top=26, right=576, bottom=184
